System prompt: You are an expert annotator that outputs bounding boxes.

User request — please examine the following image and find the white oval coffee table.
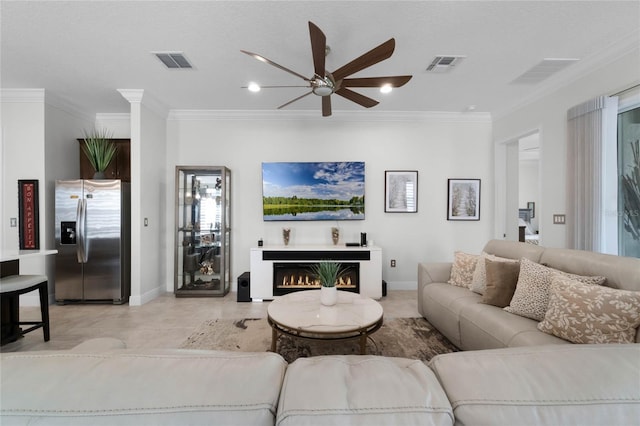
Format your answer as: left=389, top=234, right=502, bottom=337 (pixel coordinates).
left=267, top=290, right=383, bottom=355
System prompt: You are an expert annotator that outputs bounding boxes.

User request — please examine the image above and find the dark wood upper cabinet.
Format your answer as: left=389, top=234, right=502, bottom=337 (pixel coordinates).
left=78, top=138, right=130, bottom=182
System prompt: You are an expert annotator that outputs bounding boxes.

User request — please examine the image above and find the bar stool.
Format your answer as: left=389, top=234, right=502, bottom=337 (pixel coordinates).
left=0, top=275, right=50, bottom=345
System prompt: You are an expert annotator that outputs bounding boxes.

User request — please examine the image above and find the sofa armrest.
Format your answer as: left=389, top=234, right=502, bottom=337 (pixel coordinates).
left=418, top=263, right=452, bottom=315
left=418, top=262, right=452, bottom=287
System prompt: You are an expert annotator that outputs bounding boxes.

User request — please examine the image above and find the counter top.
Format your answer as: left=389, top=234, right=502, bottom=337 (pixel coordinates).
left=0, top=249, right=58, bottom=262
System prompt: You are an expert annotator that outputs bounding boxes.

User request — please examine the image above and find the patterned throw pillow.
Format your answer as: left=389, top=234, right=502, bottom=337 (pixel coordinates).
left=447, top=251, right=479, bottom=288
left=470, top=252, right=519, bottom=295
left=504, top=258, right=606, bottom=321
left=538, top=275, right=640, bottom=344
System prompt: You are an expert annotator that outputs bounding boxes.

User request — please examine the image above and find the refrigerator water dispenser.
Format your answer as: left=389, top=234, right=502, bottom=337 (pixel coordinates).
left=61, top=221, right=76, bottom=245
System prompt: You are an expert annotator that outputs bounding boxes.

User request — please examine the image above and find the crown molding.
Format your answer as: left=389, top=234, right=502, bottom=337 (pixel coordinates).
left=0, top=88, right=45, bottom=103
left=493, top=28, right=640, bottom=120
left=96, top=113, right=131, bottom=122
left=167, top=109, right=491, bottom=123
left=1, top=89, right=95, bottom=122
left=117, top=89, right=169, bottom=118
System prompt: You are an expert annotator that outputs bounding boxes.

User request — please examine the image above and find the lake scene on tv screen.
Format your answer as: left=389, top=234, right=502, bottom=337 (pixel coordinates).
left=262, top=162, right=365, bottom=221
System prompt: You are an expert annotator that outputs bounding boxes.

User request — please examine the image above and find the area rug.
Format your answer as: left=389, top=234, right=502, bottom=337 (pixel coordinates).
left=180, top=317, right=458, bottom=363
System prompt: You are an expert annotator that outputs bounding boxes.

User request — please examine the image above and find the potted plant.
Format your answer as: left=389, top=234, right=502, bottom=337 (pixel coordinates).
left=82, top=128, right=117, bottom=179
left=311, top=261, right=346, bottom=306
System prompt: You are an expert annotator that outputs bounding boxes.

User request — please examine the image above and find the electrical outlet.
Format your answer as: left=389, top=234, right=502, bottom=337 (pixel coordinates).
left=390, top=259, right=396, bottom=267
left=10, top=218, right=17, bottom=227
left=553, top=214, right=566, bottom=225
left=144, top=218, right=149, bottom=227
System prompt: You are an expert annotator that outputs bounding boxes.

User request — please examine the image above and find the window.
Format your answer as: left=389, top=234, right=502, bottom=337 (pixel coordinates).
left=618, top=106, right=640, bottom=257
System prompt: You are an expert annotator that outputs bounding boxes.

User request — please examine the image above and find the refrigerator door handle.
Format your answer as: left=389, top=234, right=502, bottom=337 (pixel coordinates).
left=76, top=199, right=88, bottom=263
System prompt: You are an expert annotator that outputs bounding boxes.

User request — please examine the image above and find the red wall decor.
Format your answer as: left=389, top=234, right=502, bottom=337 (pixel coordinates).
left=18, top=180, right=40, bottom=250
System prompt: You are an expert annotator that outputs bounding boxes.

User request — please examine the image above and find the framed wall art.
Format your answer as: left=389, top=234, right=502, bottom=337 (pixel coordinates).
left=447, top=178, right=480, bottom=221
left=18, top=179, right=40, bottom=249
left=262, top=161, right=365, bottom=221
left=385, top=170, right=418, bottom=213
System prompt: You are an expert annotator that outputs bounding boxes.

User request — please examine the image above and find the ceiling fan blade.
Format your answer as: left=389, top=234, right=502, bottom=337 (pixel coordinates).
left=241, top=50, right=310, bottom=82
left=241, top=85, right=310, bottom=89
left=332, top=38, right=396, bottom=81
left=322, top=96, right=332, bottom=117
left=342, top=75, right=412, bottom=88
left=309, top=22, right=326, bottom=78
left=277, top=91, right=313, bottom=109
left=335, top=88, right=379, bottom=108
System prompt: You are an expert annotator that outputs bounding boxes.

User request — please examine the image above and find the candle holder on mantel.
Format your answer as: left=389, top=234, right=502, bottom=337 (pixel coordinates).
left=282, top=228, right=291, bottom=246
left=331, top=227, right=339, bottom=245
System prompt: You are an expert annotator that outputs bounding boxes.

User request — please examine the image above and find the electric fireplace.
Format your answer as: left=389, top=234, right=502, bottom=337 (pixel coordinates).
left=273, top=262, right=359, bottom=296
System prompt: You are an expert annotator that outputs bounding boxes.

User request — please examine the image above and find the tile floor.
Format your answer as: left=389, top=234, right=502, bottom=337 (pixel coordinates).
left=1, top=290, right=419, bottom=353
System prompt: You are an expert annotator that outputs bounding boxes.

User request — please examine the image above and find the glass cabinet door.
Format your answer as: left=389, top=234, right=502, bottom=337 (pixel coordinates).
left=175, top=166, right=230, bottom=297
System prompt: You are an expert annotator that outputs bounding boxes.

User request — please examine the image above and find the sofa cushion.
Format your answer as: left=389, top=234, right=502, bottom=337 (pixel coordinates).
left=447, top=251, right=478, bottom=288
left=458, top=303, right=567, bottom=350
left=0, top=350, right=287, bottom=426
left=470, top=252, right=519, bottom=295
left=538, top=275, right=640, bottom=344
left=481, top=258, right=520, bottom=307
left=428, top=344, right=640, bottom=426
left=276, top=355, right=454, bottom=426
left=505, top=258, right=606, bottom=321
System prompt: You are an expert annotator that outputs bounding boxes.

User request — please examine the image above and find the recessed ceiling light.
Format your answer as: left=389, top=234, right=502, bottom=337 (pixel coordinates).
left=380, top=84, right=392, bottom=94
left=248, top=82, right=261, bottom=92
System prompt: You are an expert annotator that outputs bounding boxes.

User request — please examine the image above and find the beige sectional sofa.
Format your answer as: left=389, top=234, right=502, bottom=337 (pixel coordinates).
left=2, top=241, right=639, bottom=425
left=2, top=338, right=639, bottom=425
left=418, top=239, right=640, bottom=350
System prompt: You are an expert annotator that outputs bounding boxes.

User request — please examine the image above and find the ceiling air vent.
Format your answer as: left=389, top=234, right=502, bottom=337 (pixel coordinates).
left=153, top=52, right=193, bottom=69
left=511, top=58, right=579, bottom=85
left=426, top=55, right=465, bottom=73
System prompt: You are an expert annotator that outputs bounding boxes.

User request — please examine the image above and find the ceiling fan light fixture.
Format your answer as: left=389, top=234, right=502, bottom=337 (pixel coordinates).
left=380, top=84, right=393, bottom=94
left=247, top=82, right=261, bottom=92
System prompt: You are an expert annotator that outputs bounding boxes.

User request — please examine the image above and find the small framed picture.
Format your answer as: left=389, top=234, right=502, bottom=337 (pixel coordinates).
left=18, top=179, right=40, bottom=249
left=447, top=178, right=480, bottom=221
left=527, top=201, right=535, bottom=218
left=385, top=170, right=418, bottom=213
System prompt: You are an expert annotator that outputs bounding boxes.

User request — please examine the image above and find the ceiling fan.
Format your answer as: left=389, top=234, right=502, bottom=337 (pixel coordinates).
left=241, top=22, right=412, bottom=117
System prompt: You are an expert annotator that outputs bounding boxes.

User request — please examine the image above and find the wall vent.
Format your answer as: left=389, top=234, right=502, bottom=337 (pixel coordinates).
left=511, top=58, right=579, bottom=84
left=426, top=55, right=466, bottom=73
left=153, top=52, right=193, bottom=69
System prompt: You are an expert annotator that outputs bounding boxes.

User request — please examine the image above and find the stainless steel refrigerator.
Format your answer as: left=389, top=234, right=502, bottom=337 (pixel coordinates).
left=55, top=179, right=130, bottom=304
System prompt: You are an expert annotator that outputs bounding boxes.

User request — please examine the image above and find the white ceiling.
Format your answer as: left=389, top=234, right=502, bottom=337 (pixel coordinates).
left=2, top=1, right=639, bottom=118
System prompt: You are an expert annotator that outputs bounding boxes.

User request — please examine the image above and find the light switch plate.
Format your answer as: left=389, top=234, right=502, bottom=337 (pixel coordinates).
left=553, top=214, right=566, bottom=224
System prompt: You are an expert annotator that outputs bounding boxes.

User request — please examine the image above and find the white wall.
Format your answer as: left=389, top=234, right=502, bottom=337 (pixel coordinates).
left=1, top=90, right=92, bottom=305
left=132, top=103, right=167, bottom=304
left=166, top=112, right=494, bottom=291
left=1, top=91, right=46, bottom=252
left=494, top=46, right=640, bottom=248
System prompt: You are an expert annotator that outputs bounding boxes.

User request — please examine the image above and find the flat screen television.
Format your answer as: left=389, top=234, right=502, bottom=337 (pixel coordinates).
left=262, top=161, right=365, bottom=221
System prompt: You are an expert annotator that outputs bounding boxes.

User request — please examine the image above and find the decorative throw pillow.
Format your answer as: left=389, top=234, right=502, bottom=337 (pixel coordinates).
left=504, top=258, right=606, bottom=321
left=470, top=252, right=519, bottom=295
left=447, top=251, right=479, bottom=288
left=481, top=258, right=520, bottom=308
left=538, top=275, right=640, bottom=344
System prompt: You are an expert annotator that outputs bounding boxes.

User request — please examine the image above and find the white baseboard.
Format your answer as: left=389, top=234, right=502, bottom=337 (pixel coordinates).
left=129, top=286, right=163, bottom=306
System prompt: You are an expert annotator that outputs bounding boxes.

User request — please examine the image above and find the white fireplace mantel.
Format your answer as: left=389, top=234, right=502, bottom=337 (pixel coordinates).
left=250, top=245, right=382, bottom=300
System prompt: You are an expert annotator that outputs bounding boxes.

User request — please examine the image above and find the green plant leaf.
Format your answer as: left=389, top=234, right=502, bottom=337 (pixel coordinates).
left=82, top=128, right=116, bottom=172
